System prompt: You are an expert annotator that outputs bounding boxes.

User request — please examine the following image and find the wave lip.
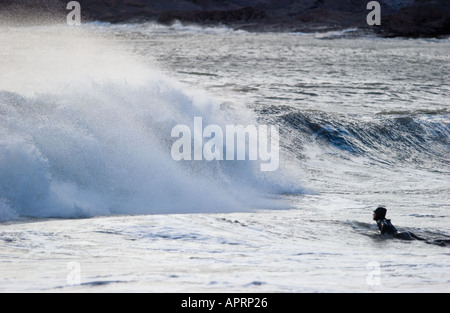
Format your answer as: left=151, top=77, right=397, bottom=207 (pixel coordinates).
left=280, top=110, right=450, bottom=169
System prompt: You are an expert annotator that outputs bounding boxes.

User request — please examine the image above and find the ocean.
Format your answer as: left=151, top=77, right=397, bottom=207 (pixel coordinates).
left=0, top=22, right=449, bottom=292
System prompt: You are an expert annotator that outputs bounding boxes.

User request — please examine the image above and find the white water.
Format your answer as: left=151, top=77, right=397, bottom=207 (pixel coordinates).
left=0, top=25, right=301, bottom=220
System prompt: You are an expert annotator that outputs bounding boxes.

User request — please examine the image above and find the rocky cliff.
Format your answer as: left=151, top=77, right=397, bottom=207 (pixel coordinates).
left=1, top=0, right=449, bottom=37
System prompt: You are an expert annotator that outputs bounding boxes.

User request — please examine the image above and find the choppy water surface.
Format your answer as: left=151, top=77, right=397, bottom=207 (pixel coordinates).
left=0, top=23, right=449, bottom=292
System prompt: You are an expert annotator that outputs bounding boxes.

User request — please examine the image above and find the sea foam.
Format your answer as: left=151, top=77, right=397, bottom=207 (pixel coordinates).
left=0, top=25, right=300, bottom=221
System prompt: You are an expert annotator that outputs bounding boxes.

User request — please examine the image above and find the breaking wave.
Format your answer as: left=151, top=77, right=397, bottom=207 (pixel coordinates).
left=0, top=25, right=300, bottom=221
left=277, top=109, right=449, bottom=171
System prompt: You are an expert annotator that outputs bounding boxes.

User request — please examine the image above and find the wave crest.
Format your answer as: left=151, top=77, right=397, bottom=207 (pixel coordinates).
left=0, top=25, right=300, bottom=221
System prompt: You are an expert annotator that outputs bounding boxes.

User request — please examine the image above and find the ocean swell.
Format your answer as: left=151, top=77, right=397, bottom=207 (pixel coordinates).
left=279, top=110, right=450, bottom=170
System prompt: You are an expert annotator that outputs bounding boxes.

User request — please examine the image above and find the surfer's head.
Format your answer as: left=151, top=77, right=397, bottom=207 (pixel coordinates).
left=373, top=207, right=387, bottom=220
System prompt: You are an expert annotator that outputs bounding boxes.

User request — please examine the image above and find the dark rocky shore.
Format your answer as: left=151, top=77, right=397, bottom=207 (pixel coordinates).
left=1, top=0, right=449, bottom=38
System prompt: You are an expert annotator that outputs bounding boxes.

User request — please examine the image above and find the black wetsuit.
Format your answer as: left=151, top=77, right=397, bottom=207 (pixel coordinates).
left=376, top=218, right=425, bottom=241
left=373, top=208, right=450, bottom=246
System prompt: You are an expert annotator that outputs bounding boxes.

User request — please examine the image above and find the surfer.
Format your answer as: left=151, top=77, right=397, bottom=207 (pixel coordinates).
left=373, top=207, right=426, bottom=241
left=373, top=207, right=450, bottom=246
